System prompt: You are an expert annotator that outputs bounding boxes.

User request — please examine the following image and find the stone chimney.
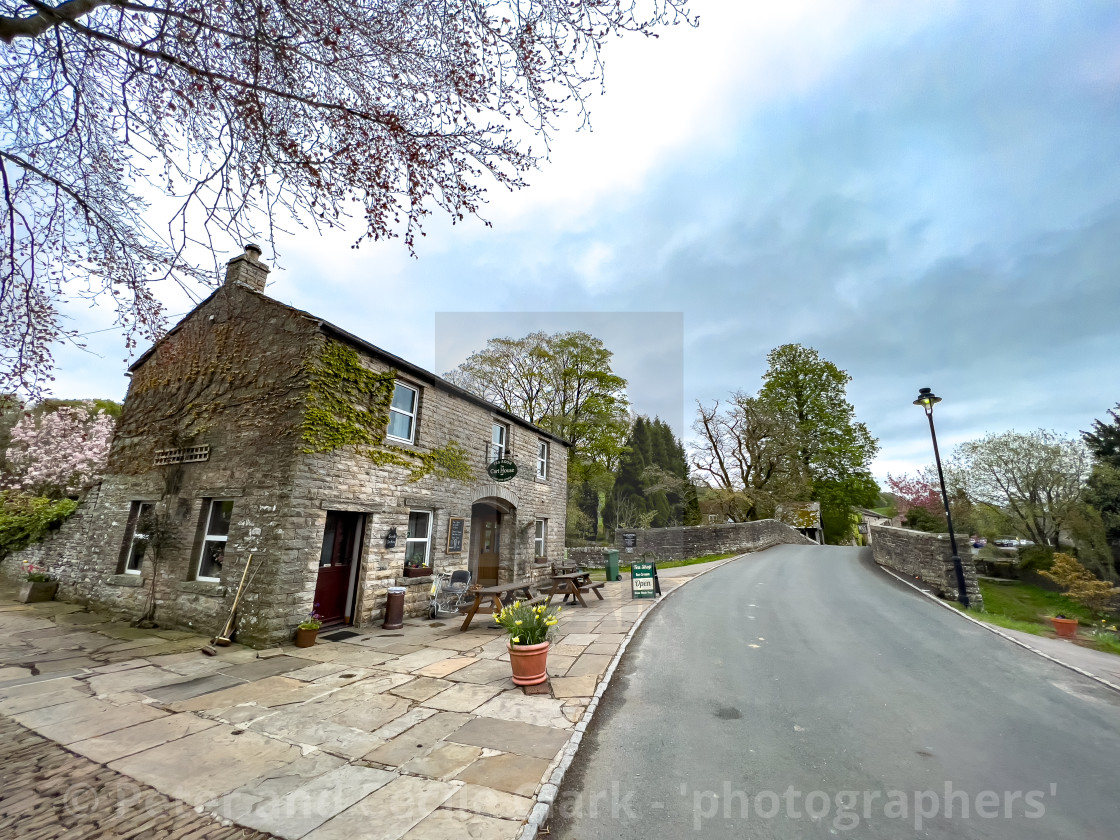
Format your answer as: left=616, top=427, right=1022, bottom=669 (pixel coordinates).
left=224, top=243, right=270, bottom=293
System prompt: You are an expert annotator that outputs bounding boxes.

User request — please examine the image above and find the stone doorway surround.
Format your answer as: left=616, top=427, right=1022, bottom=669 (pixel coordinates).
left=469, top=485, right=519, bottom=586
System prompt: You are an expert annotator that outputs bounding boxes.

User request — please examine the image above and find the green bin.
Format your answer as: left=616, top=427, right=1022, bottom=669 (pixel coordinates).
left=603, top=549, right=620, bottom=582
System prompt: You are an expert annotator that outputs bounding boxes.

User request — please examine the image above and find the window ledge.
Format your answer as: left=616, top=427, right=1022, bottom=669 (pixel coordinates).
left=106, top=574, right=144, bottom=588
left=177, top=580, right=228, bottom=598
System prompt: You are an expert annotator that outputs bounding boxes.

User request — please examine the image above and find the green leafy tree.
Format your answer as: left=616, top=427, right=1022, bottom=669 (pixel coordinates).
left=445, top=330, right=629, bottom=477
left=603, top=417, right=652, bottom=532
left=953, top=430, right=1090, bottom=549
left=576, top=480, right=601, bottom=541
left=604, top=416, right=693, bottom=533
left=1084, top=404, right=1120, bottom=464
left=1083, top=404, right=1120, bottom=574
left=757, top=344, right=880, bottom=543
left=903, top=505, right=945, bottom=533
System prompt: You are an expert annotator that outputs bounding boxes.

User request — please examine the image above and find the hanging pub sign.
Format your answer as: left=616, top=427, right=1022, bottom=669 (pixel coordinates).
left=487, top=458, right=518, bottom=482
left=631, top=562, right=659, bottom=599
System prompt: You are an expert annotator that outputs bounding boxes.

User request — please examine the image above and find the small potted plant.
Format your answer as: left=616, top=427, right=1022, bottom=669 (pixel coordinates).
left=295, top=610, right=323, bottom=647
left=494, top=600, right=561, bottom=686
left=17, top=561, right=59, bottom=604
left=1050, top=614, right=1079, bottom=639
left=403, top=559, right=432, bottom=578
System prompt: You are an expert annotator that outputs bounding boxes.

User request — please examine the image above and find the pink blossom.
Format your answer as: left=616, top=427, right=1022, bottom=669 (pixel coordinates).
left=3, top=403, right=115, bottom=497
left=886, top=470, right=943, bottom=515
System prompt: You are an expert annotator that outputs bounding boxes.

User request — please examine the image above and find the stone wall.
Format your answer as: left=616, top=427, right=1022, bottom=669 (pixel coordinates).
left=0, top=285, right=316, bottom=642
left=869, top=523, right=984, bottom=608
left=286, top=330, right=567, bottom=631
left=565, top=546, right=612, bottom=567
left=608, top=519, right=815, bottom=562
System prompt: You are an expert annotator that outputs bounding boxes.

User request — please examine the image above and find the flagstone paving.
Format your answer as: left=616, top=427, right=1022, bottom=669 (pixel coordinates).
left=0, top=565, right=721, bottom=839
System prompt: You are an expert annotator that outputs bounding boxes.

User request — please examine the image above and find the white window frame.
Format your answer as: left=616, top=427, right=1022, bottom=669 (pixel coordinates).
left=196, top=499, right=233, bottom=582
left=122, top=501, right=154, bottom=575
left=405, top=510, right=433, bottom=567
left=387, top=382, right=418, bottom=444
left=534, top=518, right=547, bottom=558
left=490, top=422, right=508, bottom=461
left=536, top=440, right=549, bottom=480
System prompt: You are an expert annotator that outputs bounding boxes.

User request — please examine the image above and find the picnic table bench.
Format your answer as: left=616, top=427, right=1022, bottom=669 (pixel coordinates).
left=458, top=580, right=544, bottom=631
left=545, top=571, right=604, bottom=608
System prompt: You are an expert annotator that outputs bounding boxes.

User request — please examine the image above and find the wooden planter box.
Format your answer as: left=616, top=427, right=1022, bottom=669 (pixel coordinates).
left=403, top=566, right=432, bottom=578
left=18, top=581, right=59, bottom=603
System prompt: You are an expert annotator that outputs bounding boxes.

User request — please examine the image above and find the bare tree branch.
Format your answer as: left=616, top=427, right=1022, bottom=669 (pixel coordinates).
left=1, top=1, right=695, bottom=397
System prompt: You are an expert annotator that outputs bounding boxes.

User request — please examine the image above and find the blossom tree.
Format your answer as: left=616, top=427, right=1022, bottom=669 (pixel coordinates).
left=3, top=403, right=115, bottom=497
left=886, top=469, right=942, bottom=517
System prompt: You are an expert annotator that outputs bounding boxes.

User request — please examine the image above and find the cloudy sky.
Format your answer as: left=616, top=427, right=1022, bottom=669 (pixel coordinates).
left=54, top=0, right=1120, bottom=483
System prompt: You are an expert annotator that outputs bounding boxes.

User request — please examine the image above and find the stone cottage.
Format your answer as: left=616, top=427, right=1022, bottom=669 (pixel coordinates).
left=2, top=246, right=569, bottom=645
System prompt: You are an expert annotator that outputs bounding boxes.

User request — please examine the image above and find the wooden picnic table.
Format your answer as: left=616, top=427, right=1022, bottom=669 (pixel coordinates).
left=545, top=571, right=604, bottom=608
left=459, top=580, right=539, bottom=632
left=551, top=561, right=586, bottom=575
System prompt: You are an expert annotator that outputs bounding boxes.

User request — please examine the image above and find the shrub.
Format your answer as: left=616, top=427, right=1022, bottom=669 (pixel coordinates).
left=1041, top=553, right=1120, bottom=617
left=1018, top=544, right=1055, bottom=572
left=903, top=506, right=946, bottom=533
left=0, top=491, right=78, bottom=557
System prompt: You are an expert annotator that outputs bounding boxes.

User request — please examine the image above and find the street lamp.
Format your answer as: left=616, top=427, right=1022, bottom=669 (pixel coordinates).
left=913, top=387, right=970, bottom=608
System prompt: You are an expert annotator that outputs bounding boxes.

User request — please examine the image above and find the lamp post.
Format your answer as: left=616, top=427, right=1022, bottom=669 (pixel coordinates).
left=913, top=388, right=970, bottom=608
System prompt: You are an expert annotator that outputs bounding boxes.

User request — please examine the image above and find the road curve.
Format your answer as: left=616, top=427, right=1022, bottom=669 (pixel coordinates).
left=551, top=544, right=1120, bottom=839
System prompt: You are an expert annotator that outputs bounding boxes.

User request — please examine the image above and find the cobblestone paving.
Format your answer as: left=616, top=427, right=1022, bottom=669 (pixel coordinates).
left=0, top=713, right=275, bottom=840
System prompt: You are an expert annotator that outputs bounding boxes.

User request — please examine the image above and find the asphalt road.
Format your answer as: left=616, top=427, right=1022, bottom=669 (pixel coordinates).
left=551, top=544, right=1120, bottom=839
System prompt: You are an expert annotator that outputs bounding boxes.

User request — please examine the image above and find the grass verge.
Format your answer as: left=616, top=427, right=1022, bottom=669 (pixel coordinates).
left=949, top=579, right=1120, bottom=656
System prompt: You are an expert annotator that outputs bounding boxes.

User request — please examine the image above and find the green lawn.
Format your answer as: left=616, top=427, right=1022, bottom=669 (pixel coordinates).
left=585, top=551, right=740, bottom=581
left=976, top=579, right=1100, bottom=624
left=954, top=579, right=1120, bottom=656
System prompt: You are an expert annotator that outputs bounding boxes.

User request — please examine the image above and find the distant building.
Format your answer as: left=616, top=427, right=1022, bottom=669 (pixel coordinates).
left=776, top=502, right=823, bottom=544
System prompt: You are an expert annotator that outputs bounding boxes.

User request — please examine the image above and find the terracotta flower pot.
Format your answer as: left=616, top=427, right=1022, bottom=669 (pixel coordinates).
left=1051, top=617, right=1078, bottom=639
left=508, top=641, right=550, bottom=686
left=294, top=627, right=319, bottom=647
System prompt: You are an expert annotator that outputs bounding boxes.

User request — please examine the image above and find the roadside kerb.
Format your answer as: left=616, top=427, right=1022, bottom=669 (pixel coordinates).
left=877, top=564, right=1120, bottom=695
left=517, top=552, right=745, bottom=840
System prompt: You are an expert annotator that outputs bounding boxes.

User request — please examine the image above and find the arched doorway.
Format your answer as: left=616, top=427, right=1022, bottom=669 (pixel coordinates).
left=470, top=498, right=515, bottom=586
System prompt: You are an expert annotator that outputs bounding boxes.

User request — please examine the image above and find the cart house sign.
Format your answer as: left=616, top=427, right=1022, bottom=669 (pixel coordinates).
left=487, top=458, right=518, bottom=482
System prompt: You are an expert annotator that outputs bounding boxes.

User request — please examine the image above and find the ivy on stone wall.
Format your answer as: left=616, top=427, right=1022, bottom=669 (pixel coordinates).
left=301, top=341, right=474, bottom=482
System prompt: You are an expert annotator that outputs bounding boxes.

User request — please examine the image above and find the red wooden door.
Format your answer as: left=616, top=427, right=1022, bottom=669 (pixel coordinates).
left=314, top=512, right=363, bottom=624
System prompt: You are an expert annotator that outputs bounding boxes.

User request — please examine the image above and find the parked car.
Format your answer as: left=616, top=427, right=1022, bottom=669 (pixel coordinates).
left=971, top=537, right=987, bottom=548
left=993, top=537, right=1018, bottom=548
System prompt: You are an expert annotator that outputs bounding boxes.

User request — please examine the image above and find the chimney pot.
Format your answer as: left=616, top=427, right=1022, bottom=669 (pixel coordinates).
left=224, top=243, right=270, bottom=293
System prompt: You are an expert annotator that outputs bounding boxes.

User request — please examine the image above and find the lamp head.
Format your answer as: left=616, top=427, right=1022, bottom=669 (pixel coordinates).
left=914, top=387, right=941, bottom=416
